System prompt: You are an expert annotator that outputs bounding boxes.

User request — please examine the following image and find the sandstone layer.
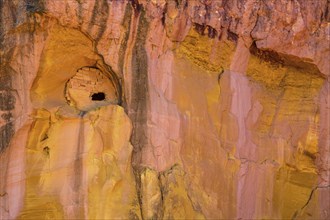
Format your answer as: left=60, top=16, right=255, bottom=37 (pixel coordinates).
left=0, top=0, right=329, bottom=219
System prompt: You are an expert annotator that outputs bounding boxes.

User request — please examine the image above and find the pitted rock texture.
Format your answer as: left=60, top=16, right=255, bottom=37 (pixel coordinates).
left=0, top=0, right=329, bottom=219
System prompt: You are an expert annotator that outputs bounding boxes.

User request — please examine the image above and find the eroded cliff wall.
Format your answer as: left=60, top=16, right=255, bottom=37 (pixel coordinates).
left=0, top=0, right=329, bottom=219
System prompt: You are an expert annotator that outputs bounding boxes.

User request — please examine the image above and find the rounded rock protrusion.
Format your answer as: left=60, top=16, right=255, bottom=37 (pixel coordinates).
left=65, top=67, right=119, bottom=112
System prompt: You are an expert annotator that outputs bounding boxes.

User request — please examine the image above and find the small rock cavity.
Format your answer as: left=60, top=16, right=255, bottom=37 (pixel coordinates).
left=91, top=92, right=105, bottom=101
left=65, top=67, right=118, bottom=111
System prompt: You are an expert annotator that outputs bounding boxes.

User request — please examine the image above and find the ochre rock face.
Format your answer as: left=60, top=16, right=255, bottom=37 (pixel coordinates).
left=0, top=0, right=329, bottom=219
left=65, top=67, right=119, bottom=111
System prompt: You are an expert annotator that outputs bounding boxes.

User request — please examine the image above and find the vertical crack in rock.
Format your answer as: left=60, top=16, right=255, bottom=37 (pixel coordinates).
left=157, top=171, right=164, bottom=219
left=129, top=0, right=142, bottom=14
left=127, top=3, right=150, bottom=217
left=292, top=185, right=330, bottom=219
left=72, top=114, right=85, bottom=219
left=0, top=92, right=15, bottom=154
left=0, top=0, right=15, bottom=151
left=0, top=91, right=15, bottom=111
left=118, top=4, right=132, bottom=80
left=88, top=0, right=109, bottom=42
left=0, top=0, right=4, bottom=40
left=133, top=169, right=143, bottom=220
left=130, top=5, right=149, bottom=167
left=134, top=167, right=162, bottom=220
left=0, top=49, right=15, bottom=153
left=0, top=122, right=14, bottom=153
left=77, top=1, right=82, bottom=24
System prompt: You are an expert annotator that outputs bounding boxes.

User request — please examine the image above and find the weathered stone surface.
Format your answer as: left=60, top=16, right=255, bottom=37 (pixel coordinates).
left=65, top=67, right=120, bottom=111
left=0, top=0, right=329, bottom=219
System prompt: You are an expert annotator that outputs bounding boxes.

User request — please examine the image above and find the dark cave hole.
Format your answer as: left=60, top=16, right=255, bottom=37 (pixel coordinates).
left=43, top=146, right=50, bottom=156
left=91, top=92, right=106, bottom=101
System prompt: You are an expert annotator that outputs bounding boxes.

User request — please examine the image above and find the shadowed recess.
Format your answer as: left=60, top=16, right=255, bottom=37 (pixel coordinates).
left=91, top=92, right=105, bottom=101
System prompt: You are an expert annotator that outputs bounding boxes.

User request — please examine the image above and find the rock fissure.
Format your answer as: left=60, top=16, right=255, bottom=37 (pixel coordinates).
left=293, top=185, right=330, bottom=219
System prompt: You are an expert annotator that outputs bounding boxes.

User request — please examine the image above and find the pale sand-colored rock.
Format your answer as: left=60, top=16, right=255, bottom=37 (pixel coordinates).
left=4, top=106, right=140, bottom=219
left=139, top=167, right=162, bottom=219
